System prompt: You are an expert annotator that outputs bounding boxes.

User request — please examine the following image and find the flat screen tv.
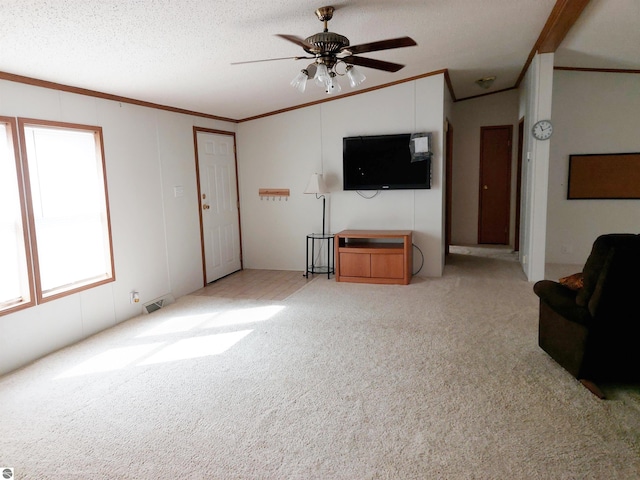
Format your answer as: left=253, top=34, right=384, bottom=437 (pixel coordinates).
left=343, top=133, right=431, bottom=190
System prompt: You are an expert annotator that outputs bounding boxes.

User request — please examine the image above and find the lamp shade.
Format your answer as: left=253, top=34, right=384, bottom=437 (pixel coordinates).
left=304, top=173, right=328, bottom=194
left=346, top=65, right=366, bottom=88
left=314, top=64, right=330, bottom=87
left=290, top=70, right=308, bottom=93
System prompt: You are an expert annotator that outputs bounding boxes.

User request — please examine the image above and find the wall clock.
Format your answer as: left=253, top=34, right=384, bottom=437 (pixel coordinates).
left=532, top=120, right=553, bottom=140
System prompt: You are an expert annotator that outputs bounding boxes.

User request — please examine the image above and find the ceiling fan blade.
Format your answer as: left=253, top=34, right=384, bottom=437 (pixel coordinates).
left=275, top=34, right=318, bottom=52
left=231, top=56, right=312, bottom=65
left=343, top=36, right=417, bottom=55
left=343, top=56, right=405, bottom=73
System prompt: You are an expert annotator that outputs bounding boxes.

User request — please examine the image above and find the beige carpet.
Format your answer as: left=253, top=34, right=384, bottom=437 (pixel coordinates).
left=193, top=269, right=312, bottom=301
left=1, top=254, right=639, bottom=479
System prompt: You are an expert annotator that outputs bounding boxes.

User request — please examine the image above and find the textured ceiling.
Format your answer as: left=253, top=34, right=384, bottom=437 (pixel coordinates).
left=0, top=0, right=637, bottom=121
left=554, top=0, right=640, bottom=69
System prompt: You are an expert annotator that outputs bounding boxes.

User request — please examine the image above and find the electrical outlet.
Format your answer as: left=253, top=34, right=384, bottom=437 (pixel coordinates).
left=522, top=255, right=527, bottom=264
left=130, top=291, right=140, bottom=304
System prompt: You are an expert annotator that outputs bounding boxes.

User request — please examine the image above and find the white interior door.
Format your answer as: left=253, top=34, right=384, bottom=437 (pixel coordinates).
left=196, top=131, right=242, bottom=283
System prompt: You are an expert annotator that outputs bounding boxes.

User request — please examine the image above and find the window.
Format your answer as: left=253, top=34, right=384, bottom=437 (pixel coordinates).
left=0, top=118, right=114, bottom=315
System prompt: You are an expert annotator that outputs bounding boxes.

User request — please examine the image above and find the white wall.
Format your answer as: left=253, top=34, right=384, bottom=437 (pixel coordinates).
left=518, top=53, right=554, bottom=281
left=450, top=90, right=520, bottom=246
left=237, top=74, right=446, bottom=277
left=0, top=80, right=235, bottom=375
left=545, top=70, right=640, bottom=264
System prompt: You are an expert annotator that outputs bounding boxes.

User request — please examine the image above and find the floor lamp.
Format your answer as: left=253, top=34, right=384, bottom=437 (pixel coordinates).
left=304, top=173, right=329, bottom=235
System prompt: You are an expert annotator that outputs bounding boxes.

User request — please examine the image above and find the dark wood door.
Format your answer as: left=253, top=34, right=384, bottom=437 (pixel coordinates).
left=478, top=125, right=512, bottom=244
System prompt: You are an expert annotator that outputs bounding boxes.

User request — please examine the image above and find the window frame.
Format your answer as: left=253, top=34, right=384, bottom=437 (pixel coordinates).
left=0, top=116, right=35, bottom=315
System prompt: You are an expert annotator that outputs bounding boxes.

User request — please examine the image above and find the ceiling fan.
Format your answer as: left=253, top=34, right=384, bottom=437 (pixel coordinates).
left=232, top=6, right=417, bottom=94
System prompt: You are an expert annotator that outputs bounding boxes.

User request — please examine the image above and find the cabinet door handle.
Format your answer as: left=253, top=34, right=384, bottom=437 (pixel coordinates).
left=203, top=204, right=210, bottom=210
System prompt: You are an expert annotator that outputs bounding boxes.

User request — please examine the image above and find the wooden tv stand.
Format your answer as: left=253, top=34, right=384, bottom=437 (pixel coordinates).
left=334, top=230, right=412, bottom=285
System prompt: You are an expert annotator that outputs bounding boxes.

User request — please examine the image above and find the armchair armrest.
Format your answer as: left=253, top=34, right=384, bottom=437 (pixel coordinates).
left=533, top=280, right=592, bottom=326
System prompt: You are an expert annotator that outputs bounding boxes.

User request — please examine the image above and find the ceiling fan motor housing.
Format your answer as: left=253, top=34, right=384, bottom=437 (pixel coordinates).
left=304, top=31, right=350, bottom=55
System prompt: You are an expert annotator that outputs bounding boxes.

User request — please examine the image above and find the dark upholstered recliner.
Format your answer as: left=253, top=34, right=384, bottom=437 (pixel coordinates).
left=533, top=234, right=640, bottom=398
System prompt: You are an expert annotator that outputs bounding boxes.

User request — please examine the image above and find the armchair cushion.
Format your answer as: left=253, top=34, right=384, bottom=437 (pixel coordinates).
left=559, top=272, right=583, bottom=291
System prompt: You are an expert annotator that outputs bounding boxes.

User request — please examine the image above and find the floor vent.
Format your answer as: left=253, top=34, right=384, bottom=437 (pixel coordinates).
left=144, top=299, right=164, bottom=314
left=142, top=294, right=175, bottom=314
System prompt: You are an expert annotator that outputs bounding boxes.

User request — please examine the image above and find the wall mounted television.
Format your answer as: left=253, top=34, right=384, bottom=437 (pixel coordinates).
left=342, top=133, right=431, bottom=191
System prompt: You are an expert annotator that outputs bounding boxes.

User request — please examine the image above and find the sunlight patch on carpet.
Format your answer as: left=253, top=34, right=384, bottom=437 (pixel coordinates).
left=55, top=305, right=285, bottom=379
left=137, top=313, right=218, bottom=337
left=201, top=305, right=285, bottom=328
left=56, top=330, right=254, bottom=379
left=137, top=305, right=285, bottom=338
left=55, top=343, right=164, bottom=378
left=138, top=330, right=253, bottom=365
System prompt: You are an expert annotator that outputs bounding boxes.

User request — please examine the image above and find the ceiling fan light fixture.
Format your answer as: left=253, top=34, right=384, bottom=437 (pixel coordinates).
left=346, top=65, right=366, bottom=88
left=290, top=69, right=309, bottom=93
left=314, top=63, right=331, bottom=86
left=475, top=76, right=496, bottom=89
left=325, top=72, right=342, bottom=95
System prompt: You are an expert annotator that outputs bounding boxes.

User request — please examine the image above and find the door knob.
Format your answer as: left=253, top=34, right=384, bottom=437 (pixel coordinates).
left=483, top=185, right=489, bottom=190
left=203, top=204, right=210, bottom=210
